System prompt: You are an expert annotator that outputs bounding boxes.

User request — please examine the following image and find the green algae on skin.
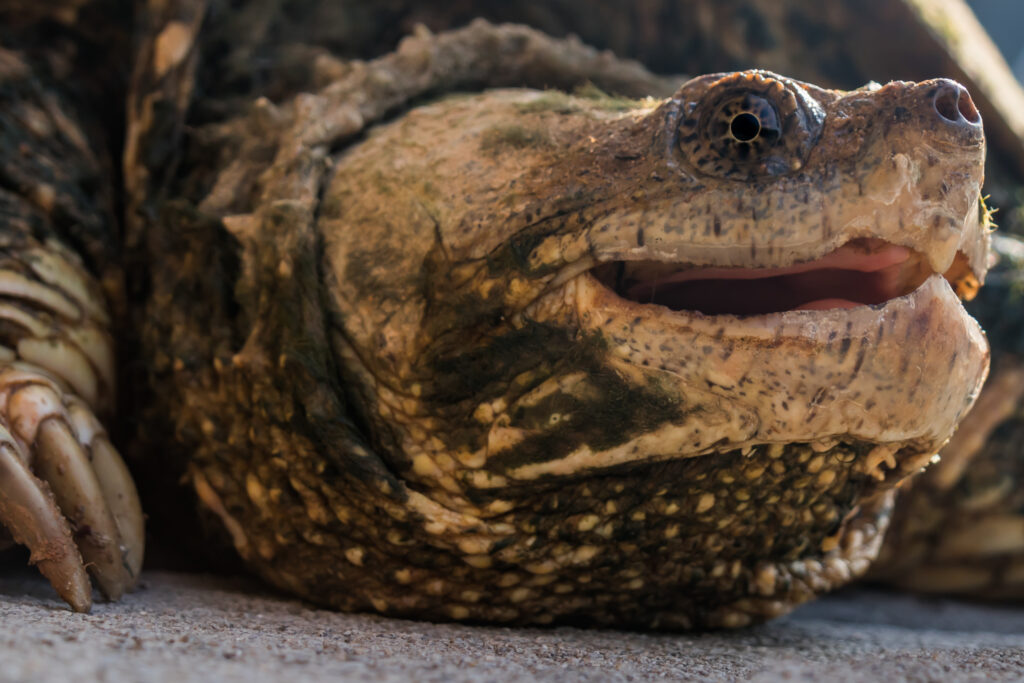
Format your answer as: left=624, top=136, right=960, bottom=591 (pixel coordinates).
left=479, top=124, right=552, bottom=153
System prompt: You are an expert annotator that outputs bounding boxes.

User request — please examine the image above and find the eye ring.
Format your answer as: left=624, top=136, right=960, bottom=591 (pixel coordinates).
left=729, top=112, right=761, bottom=142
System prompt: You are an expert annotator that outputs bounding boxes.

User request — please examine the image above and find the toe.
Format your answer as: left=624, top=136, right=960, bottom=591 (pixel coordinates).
left=0, top=426, right=91, bottom=612
left=66, top=397, right=145, bottom=586
left=33, top=417, right=131, bottom=601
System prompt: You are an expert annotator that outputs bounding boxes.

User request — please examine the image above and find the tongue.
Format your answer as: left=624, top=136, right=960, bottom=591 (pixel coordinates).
left=795, top=298, right=862, bottom=311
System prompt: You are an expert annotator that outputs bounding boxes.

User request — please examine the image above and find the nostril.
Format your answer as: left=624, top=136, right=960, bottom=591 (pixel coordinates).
left=934, top=87, right=960, bottom=122
left=933, top=83, right=981, bottom=125
left=957, top=89, right=981, bottom=124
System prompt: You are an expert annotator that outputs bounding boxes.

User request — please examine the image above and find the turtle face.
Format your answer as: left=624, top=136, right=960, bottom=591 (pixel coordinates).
left=311, top=70, right=990, bottom=626
left=323, top=71, right=988, bottom=485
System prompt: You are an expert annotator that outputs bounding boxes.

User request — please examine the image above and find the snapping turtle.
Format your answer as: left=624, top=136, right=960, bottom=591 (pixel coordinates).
left=0, top=2, right=1021, bottom=627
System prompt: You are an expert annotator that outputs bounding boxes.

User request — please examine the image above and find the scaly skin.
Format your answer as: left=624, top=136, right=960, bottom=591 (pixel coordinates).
left=126, top=23, right=990, bottom=628
left=0, top=10, right=1014, bottom=626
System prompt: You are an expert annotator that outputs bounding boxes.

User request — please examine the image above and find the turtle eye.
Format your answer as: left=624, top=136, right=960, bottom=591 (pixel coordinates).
left=676, top=72, right=824, bottom=181
left=711, top=94, right=782, bottom=161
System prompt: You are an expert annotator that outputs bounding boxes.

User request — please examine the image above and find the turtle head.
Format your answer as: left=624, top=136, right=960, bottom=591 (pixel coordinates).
left=324, top=69, right=988, bottom=491
left=190, top=69, right=990, bottom=627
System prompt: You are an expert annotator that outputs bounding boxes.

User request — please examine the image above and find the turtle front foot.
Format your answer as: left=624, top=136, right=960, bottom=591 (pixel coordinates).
left=0, top=363, right=143, bottom=612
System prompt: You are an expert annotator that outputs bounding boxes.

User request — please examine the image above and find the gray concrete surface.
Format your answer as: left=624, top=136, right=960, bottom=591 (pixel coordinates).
left=0, top=569, right=1022, bottom=682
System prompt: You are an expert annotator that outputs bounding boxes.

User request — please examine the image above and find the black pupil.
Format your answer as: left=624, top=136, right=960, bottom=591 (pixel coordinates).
left=730, top=113, right=761, bottom=141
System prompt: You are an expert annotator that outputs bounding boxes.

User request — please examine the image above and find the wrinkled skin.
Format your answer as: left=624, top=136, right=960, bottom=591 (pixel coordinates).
left=0, top=7, right=1017, bottom=628
left=128, top=19, right=990, bottom=626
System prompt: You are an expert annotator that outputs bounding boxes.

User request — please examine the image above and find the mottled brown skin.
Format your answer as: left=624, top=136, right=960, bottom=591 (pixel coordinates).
left=1, top=4, right=1021, bottom=627
left=118, top=17, right=994, bottom=627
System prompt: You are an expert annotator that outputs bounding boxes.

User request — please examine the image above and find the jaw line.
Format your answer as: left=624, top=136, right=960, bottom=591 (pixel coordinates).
left=581, top=265, right=960, bottom=327
left=592, top=239, right=944, bottom=316
left=503, top=274, right=985, bottom=485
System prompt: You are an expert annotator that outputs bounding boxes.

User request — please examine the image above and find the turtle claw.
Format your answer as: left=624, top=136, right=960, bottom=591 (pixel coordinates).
left=0, top=426, right=92, bottom=612
left=0, top=365, right=143, bottom=610
left=34, top=418, right=130, bottom=601
left=65, top=397, right=145, bottom=584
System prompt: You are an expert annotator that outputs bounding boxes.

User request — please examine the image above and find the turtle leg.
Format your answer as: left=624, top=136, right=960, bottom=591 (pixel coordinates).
left=0, top=241, right=145, bottom=610
left=0, top=193, right=144, bottom=611
left=0, top=368, right=144, bottom=611
left=0, top=9, right=143, bottom=610
left=872, top=354, right=1024, bottom=598
left=0, top=171, right=145, bottom=615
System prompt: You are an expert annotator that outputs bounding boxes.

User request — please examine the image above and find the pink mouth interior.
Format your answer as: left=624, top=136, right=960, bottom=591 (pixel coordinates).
left=591, top=239, right=934, bottom=316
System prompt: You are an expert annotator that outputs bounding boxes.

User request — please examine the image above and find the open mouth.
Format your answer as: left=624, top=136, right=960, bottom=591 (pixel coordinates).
left=590, top=238, right=978, bottom=316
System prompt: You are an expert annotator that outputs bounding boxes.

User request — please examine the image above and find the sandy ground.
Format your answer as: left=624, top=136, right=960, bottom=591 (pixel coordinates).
left=0, top=569, right=1022, bottom=682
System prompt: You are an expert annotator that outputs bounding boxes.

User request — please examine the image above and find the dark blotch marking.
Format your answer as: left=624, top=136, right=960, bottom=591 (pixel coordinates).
left=469, top=335, right=685, bottom=473
left=837, top=337, right=852, bottom=362
left=426, top=322, right=575, bottom=407
left=487, top=230, right=551, bottom=275
left=489, top=374, right=684, bottom=472
left=852, top=341, right=868, bottom=375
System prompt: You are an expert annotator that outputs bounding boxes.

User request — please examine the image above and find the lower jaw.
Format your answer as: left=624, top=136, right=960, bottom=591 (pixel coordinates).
left=562, top=272, right=989, bottom=460
left=574, top=271, right=985, bottom=357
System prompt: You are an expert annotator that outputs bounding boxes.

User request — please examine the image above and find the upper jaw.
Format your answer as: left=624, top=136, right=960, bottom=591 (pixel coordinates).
left=576, top=191, right=988, bottom=318
left=575, top=173, right=989, bottom=291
